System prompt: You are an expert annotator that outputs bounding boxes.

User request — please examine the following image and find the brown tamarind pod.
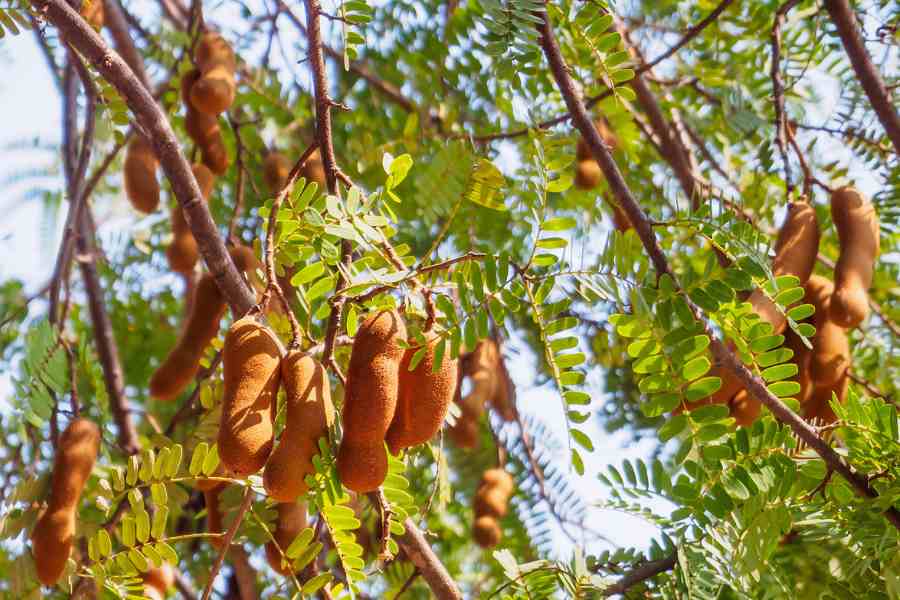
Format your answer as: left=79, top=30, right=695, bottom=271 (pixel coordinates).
left=337, top=309, right=407, bottom=492
left=264, top=502, right=307, bottom=575
left=32, top=418, right=100, bottom=586
left=124, top=134, right=160, bottom=213
left=191, top=33, right=237, bottom=115
left=479, top=468, right=514, bottom=494
left=447, top=415, right=479, bottom=449
left=804, top=275, right=850, bottom=390
left=783, top=327, right=813, bottom=406
left=218, top=316, right=281, bottom=477
left=263, top=152, right=291, bottom=195
left=729, top=390, right=761, bottom=427
left=201, top=135, right=230, bottom=176
left=264, top=351, right=334, bottom=502
left=79, top=0, right=103, bottom=29
left=472, top=515, right=501, bottom=548
left=300, top=149, right=327, bottom=188
left=462, top=340, right=498, bottom=417
left=830, top=186, right=880, bottom=328
left=167, top=162, right=215, bottom=273
left=149, top=274, right=226, bottom=400
left=674, top=363, right=743, bottom=415
left=748, top=202, right=820, bottom=334
left=612, top=204, right=632, bottom=232
left=804, top=368, right=848, bottom=425
left=143, top=563, right=175, bottom=599
left=574, top=160, right=602, bottom=191
left=385, top=332, right=459, bottom=455
left=489, top=358, right=516, bottom=421
left=204, top=487, right=225, bottom=549
left=575, top=120, right=618, bottom=160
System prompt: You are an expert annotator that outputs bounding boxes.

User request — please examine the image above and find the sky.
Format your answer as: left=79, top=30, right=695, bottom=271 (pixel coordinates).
left=0, top=13, right=667, bottom=566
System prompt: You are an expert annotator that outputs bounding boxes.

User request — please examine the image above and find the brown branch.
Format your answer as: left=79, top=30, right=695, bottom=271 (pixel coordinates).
left=397, top=519, right=463, bottom=600
left=277, top=0, right=416, bottom=113
left=771, top=0, right=802, bottom=194
left=32, top=0, right=257, bottom=317
left=536, top=4, right=900, bottom=531
left=472, top=0, right=736, bottom=142
left=600, top=554, right=677, bottom=596
left=104, top=0, right=150, bottom=90
left=201, top=486, right=255, bottom=600
left=823, top=0, right=900, bottom=155
left=369, top=489, right=395, bottom=561
left=260, top=142, right=320, bottom=348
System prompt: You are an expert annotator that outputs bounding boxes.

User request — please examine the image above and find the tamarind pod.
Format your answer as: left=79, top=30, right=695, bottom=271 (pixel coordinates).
left=447, top=414, right=479, bottom=449
left=195, top=32, right=237, bottom=73
left=192, top=162, right=216, bottom=200
left=124, top=134, right=160, bottom=213
left=729, top=390, right=761, bottom=427
left=479, top=468, right=514, bottom=495
left=461, top=340, right=499, bottom=416
left=805, top=367, right=849, bottom=425
left=264, top=352, right=334, bottom=502
left=166, top=210, right=199, bottom=274
left=79, top=0, right=103, bottom=29
left=201, top=135, right=230, bottom=175
left=149, top=274, right=226, bottom=400
left=143, top=563, right=175, bottom=595
left=488, top=359, right=516, bottom=422
left=204, top=487, right=225, bottom=549
left=32, top=418, right=100, bottom=585
left=747, top=202, right=820, bottom=334
left=783, top=327, right=814, bottom=406
left=674, top=365, right=743, bottom=414
left=300, top=150, right=327, bottom=188
left=804, top=275, right=850, bottom=390
left=830, top=186, right=880, bottom=328
left=576, top=121, right=618, bottom=160
left=264, top=502, right=307, bottom=575
left=385, top=333, right=459, bottom=455
left=472, top=515, right=502, bottom=548
left=474, top=488, right=510, bottom=518
left=263, top=152, right=291, bottom=194
left=337, top=310, right=407, bottom=492
left=612, top=204, right=632, bottom=232
left=574, top=160, right=602, bottom=191
left=218, top=316, right=281, bottom=477
left=190, top=65, right=237, bottom=115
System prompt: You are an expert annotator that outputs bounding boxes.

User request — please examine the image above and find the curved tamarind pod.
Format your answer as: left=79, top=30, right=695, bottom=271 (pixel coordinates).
left=218, top=316, right=281, bottom=477
left=804, top=369, right=848, bottom=425
left=265, top=502, right=307, bottom=575
left=337, top=310, right=407, bottom=492
left=386, top=332, right=459, bottom=455
left=143, top=563, right=175, bottom=598
left=300, top=149, right=327, bottom=188
left=182, top=68, right=230, bottom=175
left=472, top=515, right=501, bottom=548
left=204, top=487, right=225, bottom=549
left=264, top=352, right=334, bottom=502
left=479, top=468, right=514, bottom=494
left=124, top=134, right=160, bottom=213
left=191, top=33, right=237, bottom=115
left=32, top=418, right=100, bottom=585
left=474, top=487, right=510, bottom=518
left=166, top=163, right=214, bottom=275
left=489, top=359, right=516, bottom=421
left=79, top=0, right=103, bottom=29
left=783, top=327, right=814, bottom=406
left=748, top=202, right=820, bottom=334
left=830, top=186, right=880, bottom=328
left=447, top=415, right=479, bottom=449
left=462, top=340, right=499, bottom=417
left=149, top=274, right=226, bottom=400
left=804, top=275, right=850, bottom=390
left=263, top=152, right=291, bottom=194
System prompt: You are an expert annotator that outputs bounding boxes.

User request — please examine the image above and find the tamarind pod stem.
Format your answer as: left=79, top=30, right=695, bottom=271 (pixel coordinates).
left=747, top=202, right=820, bottom=334
left=264, top=352, right=334, bottom=502
left=124, top=134, right=160, bottom=213
left=265, top=501, right=307, bottom=575
left=149, top=274, right=226, bottom=400
left=218, top=316, right=281, bottom=477
left=830, top=186, right=880, bottom=328
left=337, top=310, right=406, bottom=492
left=472, top=515, right=501, bottom=548
left=386, top=333, right=459, bottom=455
left=32, top=418, right=100, bottom=585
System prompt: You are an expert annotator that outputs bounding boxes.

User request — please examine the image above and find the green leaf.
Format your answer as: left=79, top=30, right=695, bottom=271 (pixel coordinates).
left=761, top=363, right=798, bottom=382
left=571, top=429, right=594, bottom=452
left=768, top=381, right=801, bottom=398
left=286, top=527, right=316, bottom=558
left=189, top=443, right=208, bottom=477
left=682, top=356, right=711, bottom=381
left=685, top=377, right=721, bottom=401
left=543, top=216, right=577, bottom=231
left=659, top=415, right=688, bottom=442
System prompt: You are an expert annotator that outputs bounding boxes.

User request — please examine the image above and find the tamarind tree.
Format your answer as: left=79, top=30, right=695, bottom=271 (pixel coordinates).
left=0, top=0, right=898, bottom=598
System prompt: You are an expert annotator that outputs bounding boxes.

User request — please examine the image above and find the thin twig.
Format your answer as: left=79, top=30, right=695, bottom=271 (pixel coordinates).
left=600, top=553, right=677, bottom=596
left=200, top=486, right=255, bottom=600
left=771, top=0, right=801, bottom=195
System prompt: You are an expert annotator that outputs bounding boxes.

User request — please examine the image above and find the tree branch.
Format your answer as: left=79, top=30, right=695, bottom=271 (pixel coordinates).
left=32, top=0, right=257, bottom=317
left=601, top=554, right=677, bottom=596
left=823, top=0, right=900, bottom=155
left=397, top=519, right=463, bottom=600
left=536, top=3, right=900, bottom=532
left=770, top=0, right=802, bottom=194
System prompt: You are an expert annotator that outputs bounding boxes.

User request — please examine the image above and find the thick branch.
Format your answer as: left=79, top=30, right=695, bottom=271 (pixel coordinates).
left=823, top=0, right=900, bottom=155
left=397, top=519, right=463, bottom=600
left=601, top=554, right=677, bottom=596
left=32, top=0, right=256, bottom=316
left=536, top=5, right=900, bottom=531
